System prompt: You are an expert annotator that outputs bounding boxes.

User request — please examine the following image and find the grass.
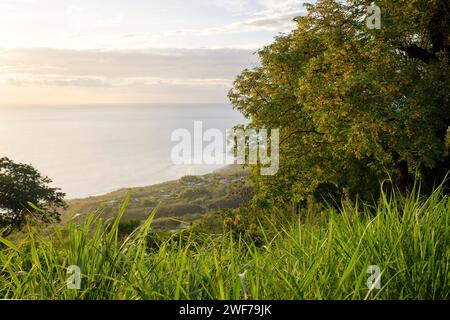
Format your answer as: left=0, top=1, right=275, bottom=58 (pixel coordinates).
left=0, top=183, right=448, bottom=300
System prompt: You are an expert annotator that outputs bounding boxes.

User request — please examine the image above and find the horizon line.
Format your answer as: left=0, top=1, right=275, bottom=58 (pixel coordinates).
left=0, top=102, right=233, bottom=107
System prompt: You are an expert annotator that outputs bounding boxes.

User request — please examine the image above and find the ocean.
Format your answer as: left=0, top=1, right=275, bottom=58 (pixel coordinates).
left=0, top=104, right=246, bottom=199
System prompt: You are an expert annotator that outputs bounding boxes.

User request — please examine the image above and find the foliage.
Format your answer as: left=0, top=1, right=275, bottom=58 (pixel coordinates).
left=229, top=0, right=450, bottom=206
left=117, top=219, right=141, bottom=239
left=190, top=211, right=225, bottom=234
left=0, top=184, right=448, bottom=300
left=0, top=157, right=66, bottom=236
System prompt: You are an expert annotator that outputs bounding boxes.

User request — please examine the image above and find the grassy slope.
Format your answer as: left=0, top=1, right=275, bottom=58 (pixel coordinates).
left=0, top=184, right=448, bottom=300
left=63, top=165, right=250, bottom=230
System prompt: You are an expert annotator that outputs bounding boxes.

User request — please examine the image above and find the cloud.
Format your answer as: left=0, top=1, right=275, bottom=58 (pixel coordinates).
left=0, top=48, right=257, bottom=79
left=168, top=0, right=308, bottom=36
left=0, top=48, right=259, bottom=103
left=202, top=0, right=252, bottom=16
left=5, top=76, right=112, bottom=87
left=209, top=11, right=303, bottom=33
left=4, top=75, right=232, bottom=88
left=95, top=14, right=123, bottom=27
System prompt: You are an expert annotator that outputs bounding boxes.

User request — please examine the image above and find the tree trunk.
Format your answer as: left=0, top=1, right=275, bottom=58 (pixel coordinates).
left=397, top=160, right=410, bottom=194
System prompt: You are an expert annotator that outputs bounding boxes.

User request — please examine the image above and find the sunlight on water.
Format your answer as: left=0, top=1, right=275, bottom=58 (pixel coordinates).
left=0, top=104, right=246, bottom=199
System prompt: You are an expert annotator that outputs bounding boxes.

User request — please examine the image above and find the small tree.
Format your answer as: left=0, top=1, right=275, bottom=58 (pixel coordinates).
left=0, top=157, right=66, bottom=236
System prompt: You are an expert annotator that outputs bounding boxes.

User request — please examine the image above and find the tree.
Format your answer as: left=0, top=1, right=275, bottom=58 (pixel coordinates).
left=0, top=157, right=66, bottom=236
left=229, top=0, right=450, bottom=207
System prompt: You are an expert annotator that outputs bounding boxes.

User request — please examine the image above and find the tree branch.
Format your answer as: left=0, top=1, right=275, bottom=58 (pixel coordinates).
left=399, top=44, right=439, bottom=64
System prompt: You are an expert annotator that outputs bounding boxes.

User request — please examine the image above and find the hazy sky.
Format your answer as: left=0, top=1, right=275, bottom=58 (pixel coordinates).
left=0, top=0, right=310, bottom=104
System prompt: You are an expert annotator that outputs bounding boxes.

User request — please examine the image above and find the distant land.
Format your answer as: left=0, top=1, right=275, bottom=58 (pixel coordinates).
left=63, top=165, right=251, bottom=231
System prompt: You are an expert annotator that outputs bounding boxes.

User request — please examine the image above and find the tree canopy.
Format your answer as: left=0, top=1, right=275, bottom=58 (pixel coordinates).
left=229, top=0, right=450, bottom=207
left=0, top=157, right=66, bottom=236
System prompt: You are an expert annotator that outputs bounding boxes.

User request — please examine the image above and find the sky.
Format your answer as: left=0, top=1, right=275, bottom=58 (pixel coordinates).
left=0, top=0, right=311, bottom=104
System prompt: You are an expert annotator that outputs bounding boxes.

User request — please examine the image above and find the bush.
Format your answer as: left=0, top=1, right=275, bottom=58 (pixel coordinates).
left=0, top=184, right=448, bottom=299
left=117, top=219, right=141, bottom=238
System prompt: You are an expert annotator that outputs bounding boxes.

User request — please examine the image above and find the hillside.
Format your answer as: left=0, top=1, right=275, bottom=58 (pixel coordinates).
left=63, top=165, right=251, bottom=230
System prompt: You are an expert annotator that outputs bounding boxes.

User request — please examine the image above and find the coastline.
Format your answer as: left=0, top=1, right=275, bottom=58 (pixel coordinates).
left=62, top=164, right=250, bottom=228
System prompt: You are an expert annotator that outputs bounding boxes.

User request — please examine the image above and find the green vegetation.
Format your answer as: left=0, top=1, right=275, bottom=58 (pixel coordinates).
left=64, top=165, right=251, bottom=231
left=0, top=183, right=448, bottom=299
left=0, top=157, right=66, bottom=237
left=0, top=0, right=449, bottom=301
left=230, top=0, right=450, bottom=206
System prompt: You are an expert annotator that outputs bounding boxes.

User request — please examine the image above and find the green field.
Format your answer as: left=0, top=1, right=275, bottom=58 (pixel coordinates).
left=0, top=182, right=448, bottom=300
